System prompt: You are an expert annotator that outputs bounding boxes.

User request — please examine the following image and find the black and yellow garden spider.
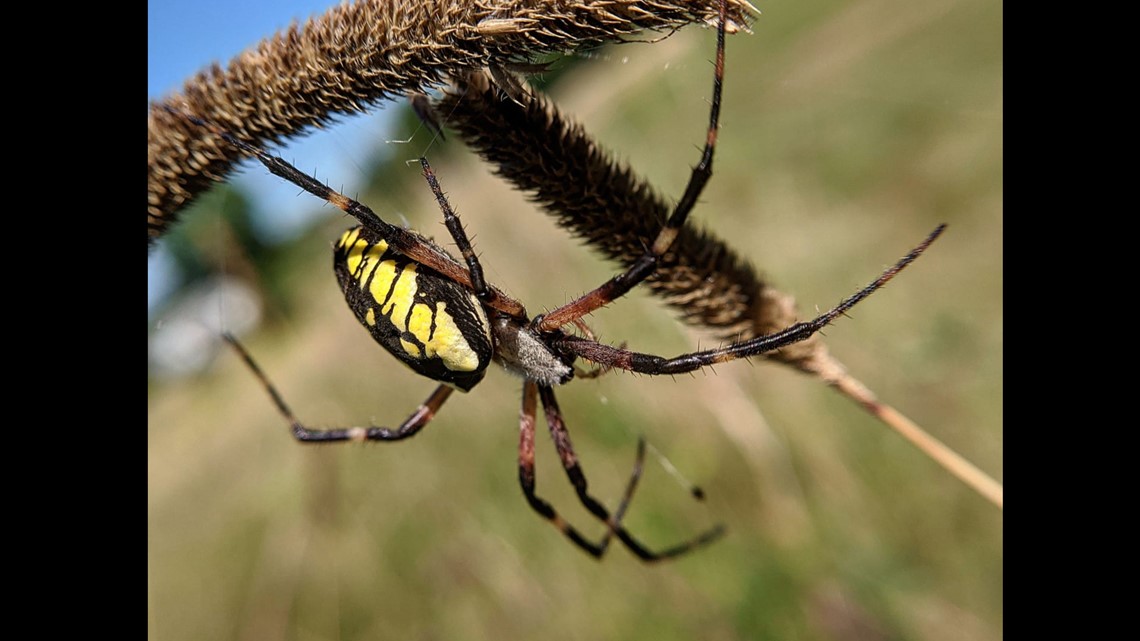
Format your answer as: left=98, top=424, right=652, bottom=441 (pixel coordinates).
left=183, top=0, right=944, bottom=562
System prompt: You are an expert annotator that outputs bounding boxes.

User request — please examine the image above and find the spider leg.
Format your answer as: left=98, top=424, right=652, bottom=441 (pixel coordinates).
left=418, top=157, right=491, bottom=302
left=224, top=333, right=452, bottom=442
left=609, top=437, right=648, bottom=530
left=536, top=384, right=726, bottom=562
left=169, top=108, right=526, bottom=319
left=570, top=320, right=623, bottom=379
left=518, top=381, right=615, bottom=557
left=555, top=225, right=947, bottom=375
left=535, top=0, right=729, bottom=332
left=572, top=361, right=618, bottom=380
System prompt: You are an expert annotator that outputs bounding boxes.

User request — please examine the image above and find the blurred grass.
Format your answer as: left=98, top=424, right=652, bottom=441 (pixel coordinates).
left=148, top=0, right=1002, bottom=639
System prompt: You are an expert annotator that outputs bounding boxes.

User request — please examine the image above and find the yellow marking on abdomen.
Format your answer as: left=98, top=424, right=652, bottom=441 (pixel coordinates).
left=410, top=300, right=481, bottom=372
left=376, top=263, right=418, bottom=332
left=340, top=229, right=388, bottom=278
left=337, top=227, right=361, bottom=250
left=399, top=338, right=422, bottom=357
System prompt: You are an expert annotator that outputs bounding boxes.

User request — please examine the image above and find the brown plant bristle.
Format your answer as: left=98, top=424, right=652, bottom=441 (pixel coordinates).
left=438, top=70, right=826, bottom=372
left=148, top=0, right=758, bottom=246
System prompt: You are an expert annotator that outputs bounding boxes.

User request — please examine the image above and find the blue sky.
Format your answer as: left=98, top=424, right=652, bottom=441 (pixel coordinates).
left=148, top=1, right=334, bottom=100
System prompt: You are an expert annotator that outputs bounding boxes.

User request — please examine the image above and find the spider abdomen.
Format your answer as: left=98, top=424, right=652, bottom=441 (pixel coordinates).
left=334, top=227, right=493, bottom=392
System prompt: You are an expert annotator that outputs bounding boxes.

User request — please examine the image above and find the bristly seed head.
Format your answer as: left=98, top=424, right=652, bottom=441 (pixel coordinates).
left=148, top=0, right=758, bottom=245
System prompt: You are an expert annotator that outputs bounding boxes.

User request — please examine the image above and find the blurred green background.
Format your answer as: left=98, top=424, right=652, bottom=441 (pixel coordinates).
left=148, top=0, right=1002, bottom=639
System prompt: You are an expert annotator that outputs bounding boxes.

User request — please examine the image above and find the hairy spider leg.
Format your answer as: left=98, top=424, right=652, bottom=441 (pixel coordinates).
left=518, top=382, right=724, bottom=561
left=538, top=384, right=726, bottom=561
left=534, top=0, right=729, bottom=333
left=554, top=224, right=947, bottom=374
left=170, top=107, right=527, bottom=321
left=223, top=332, right=454, bottom=442
left=418, top=158, right=491, bottom=301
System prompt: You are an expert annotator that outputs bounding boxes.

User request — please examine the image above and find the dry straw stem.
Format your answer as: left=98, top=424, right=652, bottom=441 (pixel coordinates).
left=438, top=71, right=1003, bottom=509
left=147, top=0, right=758, bottom=245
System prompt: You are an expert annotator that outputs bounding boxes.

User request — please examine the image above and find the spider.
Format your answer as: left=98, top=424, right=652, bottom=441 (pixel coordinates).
left=182, top=0, right=944, bottom=562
